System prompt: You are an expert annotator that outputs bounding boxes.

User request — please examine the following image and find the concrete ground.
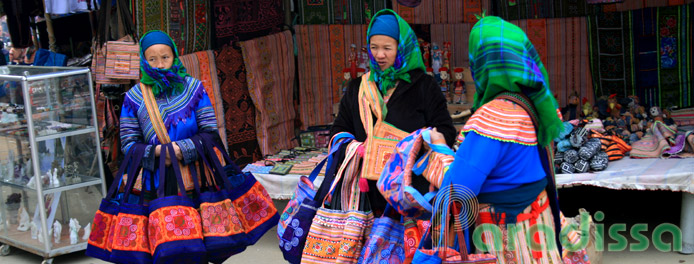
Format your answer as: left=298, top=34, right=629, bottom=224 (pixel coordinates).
left=3, top=194, right=694, bottom=263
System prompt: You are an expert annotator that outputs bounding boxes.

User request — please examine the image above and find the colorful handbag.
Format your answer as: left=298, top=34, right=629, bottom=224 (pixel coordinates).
left=302, top=142, right=374, bottom=264
left=279, top=133, right=354, bottom=238
left=377, top=128, right=442, bottom=218
left=403, top=218, right=430, bottom=263
left=104, top=38, right=140, bottom=80
left=199, top=132, right=280, bottom=245
left=86, top=143, right=145, bottom=261
left=109, top=146, right=152, bottom=264
left=358, top=72, right=410, bottom=180
left=148, top=144, right=207, bottom=264
left=357, top=205, right=406, bottom=264
left=189, top=135, right=249, bottom=264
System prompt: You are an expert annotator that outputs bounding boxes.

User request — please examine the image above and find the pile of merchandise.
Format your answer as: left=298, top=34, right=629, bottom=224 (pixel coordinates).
left=554, top=125, right=609, bottom=174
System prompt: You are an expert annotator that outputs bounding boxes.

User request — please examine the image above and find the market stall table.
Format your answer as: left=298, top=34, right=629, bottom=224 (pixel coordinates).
left=556, top=157, right=694, bottom=254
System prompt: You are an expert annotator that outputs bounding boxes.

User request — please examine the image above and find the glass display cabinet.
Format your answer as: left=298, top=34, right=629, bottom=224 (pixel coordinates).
left=0, top=66, right=106, bottom=264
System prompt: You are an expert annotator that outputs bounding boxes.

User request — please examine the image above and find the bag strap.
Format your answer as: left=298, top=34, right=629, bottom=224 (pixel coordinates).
left=191, top=134, right=236, bottom=193
left=358, top=72, right=394, bottom=141
left=156, top=143, right=189, bottom=198
left=105, top=143, right=138, bottom=199
left=141, top=83, right=172, bottom=144
left=323, top=141, right=360, bottom=207
left=121, top=144, right=148, bottom=205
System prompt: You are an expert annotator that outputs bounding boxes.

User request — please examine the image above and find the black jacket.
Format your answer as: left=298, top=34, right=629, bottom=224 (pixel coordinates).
left=330, top=69, right=457, bottom=216
left=331, top=69, right=457, bottom=146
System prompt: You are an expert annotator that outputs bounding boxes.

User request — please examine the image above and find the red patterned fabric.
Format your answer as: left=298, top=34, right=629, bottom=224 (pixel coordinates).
left=546, top=17, right=594, bottom=107
left=148, top=205, right=204, bottom=251
left=111, top=213, right=150, bottom=253
left=88, top=211, right=116, bottom=249
left=233, top=182, right=278, bottom=231
left=213, top=43, right=262, bottom=167
left=240, top=30, right=297, bottom=155
left=212, top=0, right=284, bottom=42
left=200, top=199, right=245, bottom=237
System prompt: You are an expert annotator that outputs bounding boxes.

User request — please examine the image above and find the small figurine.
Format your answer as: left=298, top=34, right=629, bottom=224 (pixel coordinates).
left=53, top=220, right=62, bottom=244
left=341, top=68, right=352, bottom=99
left=27, top=175, right=37, bottom=189
left=438, top=67, right=451, bottom=103
left=31, top=221, right=39, bottom=239
left=348, top=44, right=358, bottom=77
left=17, top=206, right=30, bottom=231
left=69, top=218, right=80, bottom=245
left=606, top=94, right=622, bottom=120
left=426, top=67, right=434, bottom=77
left=452, top=67, right=466, bottom=104
left=50, top=168, right=60, bottom=187
left=82, top=223, right=91, bottom=241
left=431, top=43, right=442, bottom=75
left=421, top=41, right=431, bottom=68
left=442, top=42, right=452, bottom=70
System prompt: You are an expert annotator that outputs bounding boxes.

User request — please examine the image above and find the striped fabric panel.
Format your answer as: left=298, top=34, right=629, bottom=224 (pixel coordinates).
left=329, top=25, right=346, bottom=105
left=240, top=31, right=297, bottom=156
left=296, top=25, right=334, bottom=130
left=342, top=25, right=368, bottom=60
left=462, top=99, right=538, bottom=146
left=391, top=0, right=434, bottom=24
left=430, top=23, right=472, bottom=68
left=546, top=17, right=595, bottom=107
left=612, top=0, right=694, bottom=12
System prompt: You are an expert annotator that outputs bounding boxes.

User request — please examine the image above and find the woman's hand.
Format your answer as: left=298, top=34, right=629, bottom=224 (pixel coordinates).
left=154, top=143, right=183, bottom=166
left=429, top=127, right=447, bottom=145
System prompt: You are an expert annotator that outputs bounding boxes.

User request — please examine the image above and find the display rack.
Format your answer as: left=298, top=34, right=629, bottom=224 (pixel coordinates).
left=0, top=66, right=106, bottom=264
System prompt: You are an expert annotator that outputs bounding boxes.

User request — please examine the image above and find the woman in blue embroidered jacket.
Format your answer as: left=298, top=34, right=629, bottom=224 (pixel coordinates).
left=120, top=30, right=217, bottom=195
left=429, top=16, right=564, bottom=263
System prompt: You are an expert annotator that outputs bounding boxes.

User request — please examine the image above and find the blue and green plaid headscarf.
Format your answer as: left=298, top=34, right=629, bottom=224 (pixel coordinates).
left=139, top=30, right=190, bottom=96
left=367, top=9, right=426, bottom=95
left=469, top=16, right=562, bottom=147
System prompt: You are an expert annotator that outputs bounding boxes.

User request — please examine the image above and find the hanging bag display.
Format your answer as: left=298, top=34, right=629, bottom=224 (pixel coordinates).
left=357, top=205, right=406, bottom=264
left=86, top=144, right=145, bottom=261
left=189, top=135, right=249, bottom=264
left=92, top=0, right=138, bottom=84
left=302, top=142, right=374, bottom=264
left=109, top=148, right=152, bottom=264
left=278, top=133, right=354, bottom=264
left=199, top=132, right=280, bottom=245
left=148, top=144, right=207, bottom=264
left=358, top=72, right=410, bottom=180
left=377, top=128, right=449, bottom=218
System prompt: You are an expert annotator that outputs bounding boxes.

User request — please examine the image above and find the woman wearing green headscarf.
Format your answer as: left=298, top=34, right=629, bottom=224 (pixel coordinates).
left=430, top=16, right=564, bottom=263
left=120, top=30, right=219, bottom=195
left=331, top=9, right=456, bottom=215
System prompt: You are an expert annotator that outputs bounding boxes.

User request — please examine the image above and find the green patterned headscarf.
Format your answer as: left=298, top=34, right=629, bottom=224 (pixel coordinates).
left=139, top=30, right=190, bottom=96
left=468, top=16, right=562, bottom=147
left=367, top=9, right=426, bottom=95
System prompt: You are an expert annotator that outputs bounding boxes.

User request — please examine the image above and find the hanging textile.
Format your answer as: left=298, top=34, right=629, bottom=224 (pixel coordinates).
left=430, top=23, right=472, bottom=68
left=214, top=42, right=262, bottom=167
left=587, top=10, right=634, bottom=98
left=632, top=7, right=660, bottom=107
left=178, top=50, right=228, bottom=148
left=1, top=0, right=41, bottom=48
left=553, top=0, right=596, bottom=18
left=300, top=0, right=334, bottom=24
left=296, top=25, right=335, bottom=130
left=492, top=0, right=556, bottom=20
left=463, top=0, right=484, bottom=23
left=240, top=31, right=297, bottom=156
left=546, top=17, right=595, bottom=107
left=133, top=0, right=210, bottom=55
left=656, top=4, right=692, bottom=108
left=610, top=0, right=694, bottom=12
left=391, top=0, right=433, bottom=24
left=212, top=0, right=284, bottom=43
left=329, top=25, right=346, bottom=105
